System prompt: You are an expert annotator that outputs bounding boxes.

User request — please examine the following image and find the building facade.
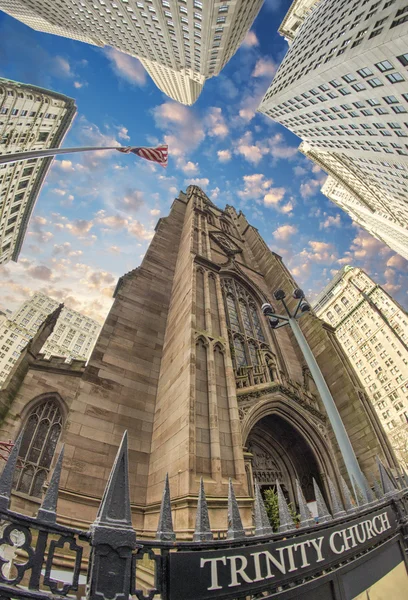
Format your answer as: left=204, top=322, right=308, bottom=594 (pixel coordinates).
left=258, top=0, right=408, bottom=256
left=0, top=186, right=397, bottom=534
left=278, top=0, right=319, bottom=43
left=0, top=79, right=76, bottom=265
left=313, top=266, right=408, bottom=468
left=321, top=175, right=408, bottom=260
left=0, top=292, right=100, bottom=387
left=0, top=1, right=263, bottom=105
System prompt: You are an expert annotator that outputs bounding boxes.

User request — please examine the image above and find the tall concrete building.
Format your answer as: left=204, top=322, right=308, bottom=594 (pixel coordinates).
left=0, top=79, right=76, bottom=265
left=0, top=292, right=100, bottom=387
left=258, top=0, right=408, bottom=256
left=0, top=1, right=263, bottom=105
left=313, top=266, right=408, bottom=468
left=0, top=185, right=396, bottom=531
left=321, top=175, right=408, bottom=261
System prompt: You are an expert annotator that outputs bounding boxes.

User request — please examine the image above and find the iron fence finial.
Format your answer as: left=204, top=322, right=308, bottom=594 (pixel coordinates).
left=313, top=479, right=332, bottom=524
left=326, top=476, right=346, bottom=518
left=227, top=479, right=245, bottom=540
left=156, top=473, right=176, bottom=541
left=254, top=479, right=273, bottom=536
left=295, top=479, right=314, bottom=528
left=193, top=477, right=213, bottom=542
left=0, top=430, right=24, bottom=511
left=276, top=480, right=295, bottom=534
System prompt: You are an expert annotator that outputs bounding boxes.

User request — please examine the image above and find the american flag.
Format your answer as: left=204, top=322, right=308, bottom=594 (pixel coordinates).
left=117, top=144, right=168, bottom=167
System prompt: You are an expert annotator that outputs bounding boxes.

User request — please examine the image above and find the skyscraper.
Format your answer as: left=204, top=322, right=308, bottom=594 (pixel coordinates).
left=0, top=292, right=100, bottom=387
left=0, top=185, right=396, bottom=528
left=0, top=0, right=263, bottom=105
left=0, top=79, right=76, bottom=265
left=258, top=0, right=408, bottom=254
left=313, top=266, right=408, bottom=468
left=321, top=175, right=408, bottom=260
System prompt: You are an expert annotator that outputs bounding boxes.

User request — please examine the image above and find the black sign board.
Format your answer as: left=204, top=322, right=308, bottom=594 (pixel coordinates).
left=168, top=506, right=397, bottom=600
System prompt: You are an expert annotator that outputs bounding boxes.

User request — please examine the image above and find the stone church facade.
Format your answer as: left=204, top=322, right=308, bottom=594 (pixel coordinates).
left=0, top=185, right=397, bottom=536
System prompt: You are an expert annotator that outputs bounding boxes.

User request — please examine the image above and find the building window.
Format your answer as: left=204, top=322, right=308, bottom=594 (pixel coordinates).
left=14, top=399, right=62, bottom=498
left=386, top=72, right=405, bottom=84
left=375, top=60, right=394, bottom=72
left=396, top=54, right=408, bottom=67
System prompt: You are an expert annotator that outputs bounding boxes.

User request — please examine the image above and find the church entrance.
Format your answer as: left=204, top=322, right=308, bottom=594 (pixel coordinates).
left=246, top=414, right=324, bottom=506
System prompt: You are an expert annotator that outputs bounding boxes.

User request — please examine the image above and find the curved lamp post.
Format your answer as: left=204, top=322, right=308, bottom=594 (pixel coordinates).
left=261, top=288, right=366, bottom=497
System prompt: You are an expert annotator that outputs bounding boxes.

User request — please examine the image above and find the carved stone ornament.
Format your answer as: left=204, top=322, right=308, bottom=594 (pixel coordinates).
left=237, top=383, right=327, bottom=423
left=210, top=232, right=242, bottom=256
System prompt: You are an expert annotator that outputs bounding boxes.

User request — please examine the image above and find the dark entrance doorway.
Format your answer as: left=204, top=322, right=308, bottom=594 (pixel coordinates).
left=247, top=413, right=324, bottom=505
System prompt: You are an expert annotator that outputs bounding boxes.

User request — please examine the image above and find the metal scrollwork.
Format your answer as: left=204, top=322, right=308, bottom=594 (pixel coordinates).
left=0, top=523, right=34, bottom=585
left=132, top=547, right=162, bottom=600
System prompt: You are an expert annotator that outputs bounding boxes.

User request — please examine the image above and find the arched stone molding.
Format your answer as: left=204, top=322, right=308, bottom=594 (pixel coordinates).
left=17, top=391, right=69, bottom=428
left=241, top=391, right=340, bottom=502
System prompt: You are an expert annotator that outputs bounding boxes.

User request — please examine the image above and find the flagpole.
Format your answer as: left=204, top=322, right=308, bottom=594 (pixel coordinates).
left=0, top=146, right=123, bottom=166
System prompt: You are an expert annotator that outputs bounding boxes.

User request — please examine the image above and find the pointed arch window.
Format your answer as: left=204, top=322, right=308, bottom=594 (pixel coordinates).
left=14, top=399, right=62, bottom=498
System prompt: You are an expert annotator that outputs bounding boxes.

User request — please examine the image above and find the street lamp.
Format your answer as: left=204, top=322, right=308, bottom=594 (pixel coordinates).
left=261, top=289, right=367, bottom=497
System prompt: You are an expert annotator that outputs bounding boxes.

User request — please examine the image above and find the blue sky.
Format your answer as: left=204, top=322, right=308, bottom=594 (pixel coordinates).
left=0, top=0, right=407, bottom=323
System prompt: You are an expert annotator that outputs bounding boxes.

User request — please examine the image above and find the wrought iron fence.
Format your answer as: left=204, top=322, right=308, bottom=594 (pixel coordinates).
left=0, top=430, right=406, bottom=600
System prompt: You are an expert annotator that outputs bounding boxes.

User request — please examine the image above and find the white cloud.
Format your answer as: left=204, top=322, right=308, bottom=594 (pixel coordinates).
left=150, top=209, right=161, bottom=216
left=184, top=178, right=209, bottom=189
left=104, top=47, right=146, bottom=86
left=205, top=107, right=228, bottom=138
left=264, top=188, right=286, bottom=207
left=210, top=187, right=220, bottom=200
left=74, top=81, right=87, bottom=89
left=273, top=225, right=298, bottom=241
left=116, top=126, right=130, bottom=141
left=53, top=56, right=73, bottom=78
left=181, top=160, right=199, bottom=174
left=152, top=102, right=205, bottom=169
left=252, top=57, right=277, bottom=78
left=320, top=214, right=341, bottom=229
left=217, top=149, right=231, bottom=162
left=237, top=174, right=273, bottom=200
left=242, top=30, right=259, bottom=47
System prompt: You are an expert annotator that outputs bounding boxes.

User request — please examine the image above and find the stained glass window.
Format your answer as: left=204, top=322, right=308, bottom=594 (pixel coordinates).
left=240, top=300, right=253, bottom=338
left=226, top=295, right=241, bottom=331
left=234, top=337, right=247, bottom=367
left=14, top=399, right=62, bottom=498
left=250, top=305, right=265, bottom=342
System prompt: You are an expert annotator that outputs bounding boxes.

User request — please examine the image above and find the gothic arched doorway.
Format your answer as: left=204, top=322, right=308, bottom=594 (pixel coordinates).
left=246, top=414, right=324, bottom=506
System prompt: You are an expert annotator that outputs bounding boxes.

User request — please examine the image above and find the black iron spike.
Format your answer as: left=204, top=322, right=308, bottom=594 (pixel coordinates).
left=340, top=475, right=357, bottom=513
left=326, top=476, right=346, bottom=518
left=352, top=475, right=368, bottom=507
left=371, top=471, right=384, bottom=501
left=193, top=477, right=213, bottom=542
left=361, top=472, right=376, bottom=505
left=95, top=430, right=133, bottom=529
left=156, top=473, right=176, bottom=541
left=0, top=430, right=24, bottom=512
left=295, top=479, right=314, bottom=528
left=276, top=480, right=295, bottom=534
left=253, top=479, right=273, bottom=536
left=37, top=445, right=65, bottom=523
left=313, top=479, right=332, bottom=524
left=227, top=479, right=246, bottom=540
left=376, top=456, right=398, bottom=497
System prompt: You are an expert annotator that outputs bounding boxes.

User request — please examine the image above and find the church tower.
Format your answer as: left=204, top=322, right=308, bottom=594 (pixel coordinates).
left=0, top=185, right=397, bottom=535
